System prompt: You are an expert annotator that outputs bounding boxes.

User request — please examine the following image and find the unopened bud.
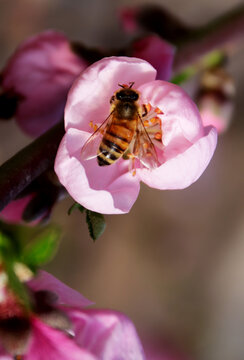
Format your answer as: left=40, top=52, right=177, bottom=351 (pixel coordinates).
left=196, top=67, right=235, bottom=133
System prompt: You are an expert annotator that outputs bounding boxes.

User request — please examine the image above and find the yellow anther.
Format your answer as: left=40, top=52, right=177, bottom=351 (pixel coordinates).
left=143, top=120, right=149, bottom=127
left=89, top=121, right=98, bottom=131
left=155, top=107, right=163, bottom=115
left=150, top=117, right=160, bottom=125
left=154, top=132, right=162, bottom=140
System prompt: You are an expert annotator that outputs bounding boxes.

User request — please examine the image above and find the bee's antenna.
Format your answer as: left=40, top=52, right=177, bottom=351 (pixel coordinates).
left=118, top=82, right=135, bottom=89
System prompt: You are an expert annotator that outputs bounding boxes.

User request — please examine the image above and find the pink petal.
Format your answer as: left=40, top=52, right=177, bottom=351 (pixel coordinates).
left=118, top=8, right=139, bottom=33
left=27, top=271, right=93, bottom=308
left=0, top=194, right=34, bottom=224
left=132, top=35, right=175, bottom=81
left=138, top=126, right=217, bottom=189
left=64, top=56, right=156, bottom=131
left=25, top=318, right=96, bottom=360
left=68, top=309, right=146, bottom=360
left=2, top=30, right=87, bottom=136
left=138, top=80, right=203, bottom=145
left=201, top=108, right=230, bottom=134
left=55, top=128, right=140, bottom=214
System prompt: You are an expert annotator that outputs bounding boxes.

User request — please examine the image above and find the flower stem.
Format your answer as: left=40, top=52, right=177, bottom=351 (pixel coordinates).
left=0, top=122, right=64, bottom=211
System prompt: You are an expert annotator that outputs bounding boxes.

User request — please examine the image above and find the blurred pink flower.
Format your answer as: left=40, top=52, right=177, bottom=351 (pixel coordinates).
left=197, top=68, right=235, bottom=134
left=132, top=35, right=175, bottom=81
left=55, top=57, right=217, bottom=214
left=0, top=194, right=37, bottom=224
left=1, top=30, right=87, bottom=137
left=118, top=7, right=139, bottom=33
left=200, top=109, right=230, bottom=134
left=0, top=271, right=145, bottom=359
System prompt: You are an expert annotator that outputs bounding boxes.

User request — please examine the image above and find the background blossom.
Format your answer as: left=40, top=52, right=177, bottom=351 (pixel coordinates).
left=1, top=30, right=88, bottom=137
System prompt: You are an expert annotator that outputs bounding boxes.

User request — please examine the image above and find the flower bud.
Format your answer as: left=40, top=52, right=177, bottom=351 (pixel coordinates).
left=196, top=67, right=235, bottom=133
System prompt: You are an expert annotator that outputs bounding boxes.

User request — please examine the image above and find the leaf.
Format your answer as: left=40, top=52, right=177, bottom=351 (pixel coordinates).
left=68, top=202, right=85, bottom=215
left=21, top=225, right=61, bottom=269
left=86, top=210, right=106, bottom=241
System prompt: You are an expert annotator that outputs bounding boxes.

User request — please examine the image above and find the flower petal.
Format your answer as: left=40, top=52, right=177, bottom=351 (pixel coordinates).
left=68, top=309, right=146, bottom=360
left=27, top=271, right=92, bottom=308
left=2, top=30, right=86, bottom=136
left=0, top=194, right=35, bottom=224
left=55, top=128, right=140, bottom=214
left=25, top=318, right=96, bottom=360
left=138, top=126, right=217, bottom=189
left=138, top=80, right=203, bottom=145
left=64, top=56, right=156, bottom=131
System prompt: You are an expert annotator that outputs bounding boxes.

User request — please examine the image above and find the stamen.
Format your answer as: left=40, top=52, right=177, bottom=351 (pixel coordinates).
left=155, top=107, right=164, bottom=115
left=145, top=103, right=152, bottom=112
left=154, top=132, right=162, bottom=141
left=89, top=121, right=98, bottom=131
left=150, top=116, right=161, bottom=125
left=143, top=120, right=149, bottom=127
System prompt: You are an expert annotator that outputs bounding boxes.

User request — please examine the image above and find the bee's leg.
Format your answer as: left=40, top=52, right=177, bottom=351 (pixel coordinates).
left=142, top=103, right=152, bottom=117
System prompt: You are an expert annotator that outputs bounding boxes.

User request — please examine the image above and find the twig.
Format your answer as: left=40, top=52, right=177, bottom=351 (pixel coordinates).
left=174, top=4, right=244, bottom=70
left=0, top=122, right=64, bottom=211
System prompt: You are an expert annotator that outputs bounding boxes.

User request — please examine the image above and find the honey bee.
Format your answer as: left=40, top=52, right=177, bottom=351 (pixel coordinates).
left=81, top=82, right=162, bottom=170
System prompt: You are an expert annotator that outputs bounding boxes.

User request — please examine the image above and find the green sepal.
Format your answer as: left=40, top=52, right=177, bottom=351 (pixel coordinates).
left=68, top=202, right=85, bottom=215
left=86, top=210, right=106, bottom=242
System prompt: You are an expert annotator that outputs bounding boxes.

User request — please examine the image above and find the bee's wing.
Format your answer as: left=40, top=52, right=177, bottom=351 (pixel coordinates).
left=132, top=114, right=160, bottom=169
left=81, top=112, right=114, bottom=161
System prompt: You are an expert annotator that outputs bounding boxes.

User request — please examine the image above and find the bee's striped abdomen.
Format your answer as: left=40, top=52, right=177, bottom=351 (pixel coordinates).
left=97, top=121, right=136, bottom=166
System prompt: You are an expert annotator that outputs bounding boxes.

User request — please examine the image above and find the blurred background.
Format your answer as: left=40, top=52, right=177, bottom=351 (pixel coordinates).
left=0, top=0, right=244, bottom=359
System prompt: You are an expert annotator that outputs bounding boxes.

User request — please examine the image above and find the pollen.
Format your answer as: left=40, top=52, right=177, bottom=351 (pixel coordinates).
left=155, top=107, right=164, bottom=115
left=89, top=121, right=98, bottom=131
left=132, top=169, right=136, bottom=176
left=144, top=103, right=152, bottom=113
left=150, top=116, right=161, bottom=125
left=143, top=143, right=149, bottom=149
left=143, top=120, right=149, bottom=127
left=154, top=132, right=162, bottom=140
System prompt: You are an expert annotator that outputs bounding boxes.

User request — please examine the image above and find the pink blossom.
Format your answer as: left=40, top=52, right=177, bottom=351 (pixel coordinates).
left=200, top=108, right=230, bottom=134
left=197, top=67, right=235, bottom=134
left=0, top=194, right=37, bottom=224
left=54, top=57, right=217, bottom=214
left=0, top=271, right=145, bottom=359
left=132, top=35, right=175, bottom=81
left=118, top=7, right=139, bottom=33
left=1, top=30, right=87, bottom=137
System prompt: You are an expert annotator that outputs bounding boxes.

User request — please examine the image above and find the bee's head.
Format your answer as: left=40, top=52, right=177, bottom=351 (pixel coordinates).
left=115, top=88, right=139, bottom=102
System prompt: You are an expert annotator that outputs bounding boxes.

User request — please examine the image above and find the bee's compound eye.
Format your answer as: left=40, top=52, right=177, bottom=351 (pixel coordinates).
left=131, top=93, right=139, bottom=101
left=116, top=92, right=123, bottom=100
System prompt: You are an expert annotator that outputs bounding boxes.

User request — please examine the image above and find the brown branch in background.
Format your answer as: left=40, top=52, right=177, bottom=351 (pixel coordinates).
left=0, top=121, right=64, bottom=212
left=174, top=4, right=244, bottom=70
left=136, top=4, right=244, bottom=71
